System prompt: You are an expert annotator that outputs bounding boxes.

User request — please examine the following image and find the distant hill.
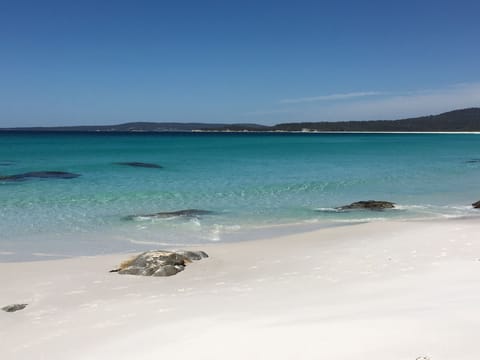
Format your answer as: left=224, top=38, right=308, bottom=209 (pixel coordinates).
left=0, top=122, right=233, bottom=132
left=272, top=108, right=480, bottom=132
left=2, top=108, right=480, bottom=132
left=2, top=121, right=270, bottom=132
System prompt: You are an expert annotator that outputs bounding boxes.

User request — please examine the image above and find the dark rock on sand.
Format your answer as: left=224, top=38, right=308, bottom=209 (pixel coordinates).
left=0, top=171, right=80, bottom=181
left=112, top=250, right=208, bottom=277
left=2, top=304, right=28, bottom=312
left=337, top=200, right=395, bottom=210
left=124, top=209, right=214, bottom=220
left=114, top=162, right=163, bottom=169
left=473, top=200, right=480, bottom=209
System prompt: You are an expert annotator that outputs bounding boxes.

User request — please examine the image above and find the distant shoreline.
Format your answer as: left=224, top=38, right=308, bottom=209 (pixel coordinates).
left=1, top=129, right=480, bottom=134
left=2, top=107, right=480, bottom=133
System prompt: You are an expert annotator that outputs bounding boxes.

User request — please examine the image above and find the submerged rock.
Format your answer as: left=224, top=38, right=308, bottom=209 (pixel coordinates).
left=337, top=200, right=395, bottom=210
left=2, top=304, right=28, bottom=312
left=124, top=209, right=214, bottom=220
left=0, top=171, right=80, bottom=181
left=473, top=200, right=480, bottom=209
left=114, top=162, right=163, bottom=169
left=466, top=159, right=480, bottom=163
left=112, top=250, right=208, bottom=277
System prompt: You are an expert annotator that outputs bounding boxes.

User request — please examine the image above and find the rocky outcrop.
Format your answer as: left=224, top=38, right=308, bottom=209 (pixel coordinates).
left=111, top=250, right=208, bottom=277
left=124, top=209, right=214, bottom=220
left=473, top=200, right=480, bottom=209
left=2, top=304, right=27, bottom=312
left=114, top=162, right=163, bottom=169
left=337, top=200, right=395, bottom=210
left=0, top=171, right=80, bottom=181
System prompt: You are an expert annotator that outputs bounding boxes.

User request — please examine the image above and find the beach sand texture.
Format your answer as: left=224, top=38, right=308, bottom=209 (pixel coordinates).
left=1, top=219, right=479, bottom=360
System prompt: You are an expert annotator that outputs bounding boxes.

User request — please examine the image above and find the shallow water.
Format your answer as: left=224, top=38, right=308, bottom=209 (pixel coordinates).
left=1, top=132, right=479, bottom=260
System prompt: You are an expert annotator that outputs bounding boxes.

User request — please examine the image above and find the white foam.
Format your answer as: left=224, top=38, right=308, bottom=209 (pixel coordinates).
left=313, top=207, right=341, bottom=212
left=31, top=252, right=72, bottom=258
left=189, top=218, right=202, bottom=227
left=127, top=239, right=167, bottom=246
left=205, top=224, right=242, bottom=242
left=132, top=215, right=178, bottom=221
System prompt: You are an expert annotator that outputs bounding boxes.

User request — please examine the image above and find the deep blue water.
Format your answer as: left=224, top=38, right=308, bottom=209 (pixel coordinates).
left=1, top=132, right=479, bottom=260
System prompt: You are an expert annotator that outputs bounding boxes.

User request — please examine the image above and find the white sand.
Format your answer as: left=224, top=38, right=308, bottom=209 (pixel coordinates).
left=1, top=219, right=480, bottom=360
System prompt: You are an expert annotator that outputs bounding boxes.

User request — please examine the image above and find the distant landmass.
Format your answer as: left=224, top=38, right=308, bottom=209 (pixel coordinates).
left=2, top=108, right=480, bottom=132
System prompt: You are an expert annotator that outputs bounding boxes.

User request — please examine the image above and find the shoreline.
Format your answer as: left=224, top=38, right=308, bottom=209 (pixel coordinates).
left=3, top=213, right=480, bottom=263
left=2, top=217, right=480, bottom=359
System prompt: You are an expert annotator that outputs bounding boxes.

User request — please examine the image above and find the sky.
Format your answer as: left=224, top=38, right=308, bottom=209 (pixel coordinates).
left=1, top=0, right=480, bottom=127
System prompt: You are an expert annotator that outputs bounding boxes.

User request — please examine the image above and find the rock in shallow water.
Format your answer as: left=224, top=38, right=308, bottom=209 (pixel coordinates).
left=2, top=304, right=28, bottom=312
left=473, top=200, right=480, bottom=209
left=124, top=209, right=214, bottom=220
left=0, top=171, right=80, bottom=181
left=114, top=162, right=163, bottom=169
left=112, top=250, right=208, bottom=277
left=0, top=160, right=15, bottom=166
left=337, top=200, right=395, bottom=210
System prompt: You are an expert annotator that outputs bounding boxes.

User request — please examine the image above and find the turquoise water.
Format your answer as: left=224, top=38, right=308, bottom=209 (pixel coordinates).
left=1, top=132, right=479, bottom=260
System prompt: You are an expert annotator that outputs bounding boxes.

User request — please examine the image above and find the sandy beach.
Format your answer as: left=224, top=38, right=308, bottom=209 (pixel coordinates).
left=1, top=218, right=480, bottom=360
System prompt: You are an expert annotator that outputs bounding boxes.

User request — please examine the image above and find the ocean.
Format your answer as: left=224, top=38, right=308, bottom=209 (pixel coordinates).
left=1, top=132, right=479, bottom=261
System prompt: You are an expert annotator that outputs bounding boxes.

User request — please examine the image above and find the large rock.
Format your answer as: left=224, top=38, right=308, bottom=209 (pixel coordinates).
left=114, top=162, right=163, bottom=169
left=124, top=209, right=214, bottom=220
left=473, top=200, right=480, bottom=209
left=112, top=250, right=208, bottom=277
left=337, top=200, right=395, bottom=210
left=0, top=171, right=80, bottom=181
left=2, top=304, right=27, bottom=312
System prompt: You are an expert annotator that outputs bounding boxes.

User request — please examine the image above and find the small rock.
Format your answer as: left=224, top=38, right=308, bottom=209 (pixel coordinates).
left=472, top=200, right=480, bottom=209
left=2, top=304, right=28, bottom=312
left=337, top=200, right=395, bottom=211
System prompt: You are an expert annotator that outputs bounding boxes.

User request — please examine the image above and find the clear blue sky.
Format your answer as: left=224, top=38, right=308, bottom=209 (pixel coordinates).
left=1, top=0, right=480, bottom=126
